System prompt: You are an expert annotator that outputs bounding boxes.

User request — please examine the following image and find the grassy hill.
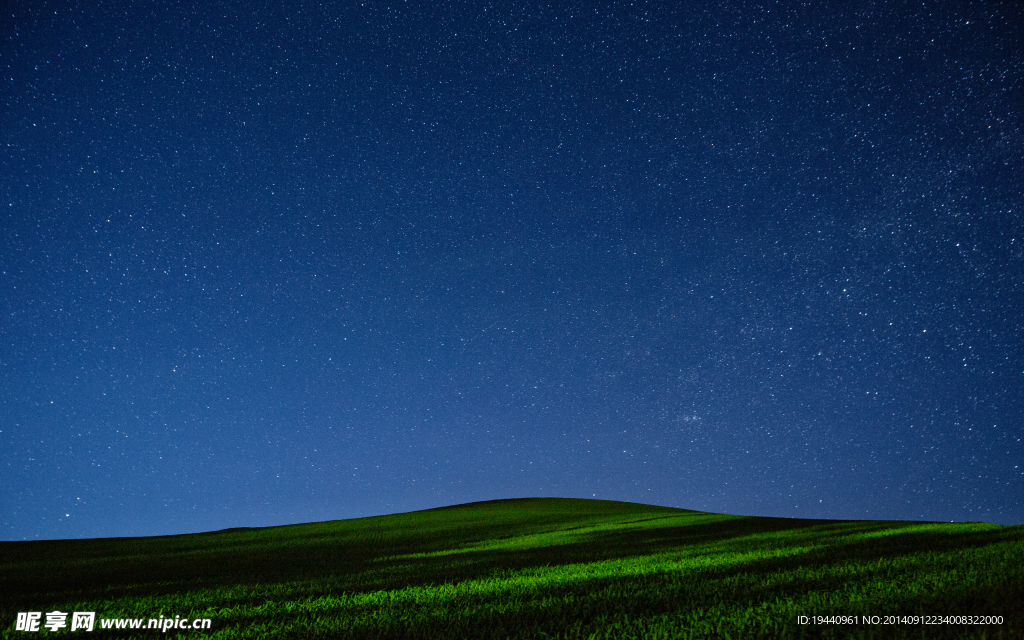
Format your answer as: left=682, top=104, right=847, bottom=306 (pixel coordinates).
left=1, top=498, right=1021, bottom=638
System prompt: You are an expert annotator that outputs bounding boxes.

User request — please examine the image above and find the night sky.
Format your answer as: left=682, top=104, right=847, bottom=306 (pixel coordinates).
left=2, top=1, right=1022, bottom=541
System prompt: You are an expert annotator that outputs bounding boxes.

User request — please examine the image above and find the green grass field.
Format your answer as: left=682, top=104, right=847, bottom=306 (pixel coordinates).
left=1, top=498, right=1021, bottom=638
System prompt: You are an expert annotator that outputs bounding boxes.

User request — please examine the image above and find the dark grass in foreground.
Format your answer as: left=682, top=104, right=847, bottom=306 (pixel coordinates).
left=1, top=498, right=1021, bottom=638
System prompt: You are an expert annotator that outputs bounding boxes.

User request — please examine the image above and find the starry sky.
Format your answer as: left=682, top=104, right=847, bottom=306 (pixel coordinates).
left=2, top=0, right=1022, bottom=541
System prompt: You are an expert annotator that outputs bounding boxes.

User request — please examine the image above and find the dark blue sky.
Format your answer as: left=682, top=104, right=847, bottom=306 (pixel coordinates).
left=2, top=0, right=1021, bottom=540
